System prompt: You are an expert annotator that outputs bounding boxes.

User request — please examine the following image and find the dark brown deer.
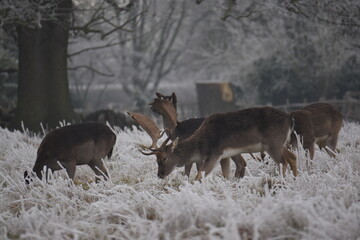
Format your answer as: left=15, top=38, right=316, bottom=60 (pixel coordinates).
left=150, top=92, right=247, bottom=179
left=142, top=107, right=297, bottom=180
left=289, top=103, right=343, bottom=160
left=24, top=122, right=116, bottom=184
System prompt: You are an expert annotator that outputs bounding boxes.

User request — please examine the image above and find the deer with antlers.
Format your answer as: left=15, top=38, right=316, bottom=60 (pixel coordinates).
left=140, top=106, right=297, bottom=180
left=289, top=103, right=343, bottom=160
left=128, top=109, right=245, bottom=179
left=151, top=92, right=248, bottom=179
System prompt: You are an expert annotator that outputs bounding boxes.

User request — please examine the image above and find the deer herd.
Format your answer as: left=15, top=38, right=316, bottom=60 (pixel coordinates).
left=24, top=92, right=343, bottom=184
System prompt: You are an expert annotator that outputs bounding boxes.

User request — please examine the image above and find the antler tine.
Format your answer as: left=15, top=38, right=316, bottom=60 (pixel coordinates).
left=140, top=149, right=158, bottom=156
left=160, top=134, right=172, bottom=149
left=160, top=128, right=171, bottom=138
left=127, top=111, right=162, bottom=148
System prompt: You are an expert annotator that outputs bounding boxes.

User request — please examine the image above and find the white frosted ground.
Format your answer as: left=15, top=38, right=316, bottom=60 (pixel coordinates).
left=0, top=122, right=359, bottom=240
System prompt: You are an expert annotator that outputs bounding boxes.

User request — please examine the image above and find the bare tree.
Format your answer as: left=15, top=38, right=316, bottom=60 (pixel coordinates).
left=113, top=0, right=202, bottom=111
left=0, top=0, right=135, bottom=131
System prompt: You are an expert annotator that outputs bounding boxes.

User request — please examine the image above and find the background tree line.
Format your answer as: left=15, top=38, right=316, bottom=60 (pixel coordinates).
left=0, top=0, right=359, bottom=131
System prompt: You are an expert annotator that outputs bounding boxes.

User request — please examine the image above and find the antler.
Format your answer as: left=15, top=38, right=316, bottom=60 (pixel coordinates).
left=139, top=149, right=158, bottom=156
left=127, top=111, right=162, bottom=149
left=139, top=129, right=173, bottom=156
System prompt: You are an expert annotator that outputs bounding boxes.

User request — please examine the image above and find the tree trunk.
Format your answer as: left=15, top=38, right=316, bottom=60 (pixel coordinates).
left=10, top=0, right=77, bottom=132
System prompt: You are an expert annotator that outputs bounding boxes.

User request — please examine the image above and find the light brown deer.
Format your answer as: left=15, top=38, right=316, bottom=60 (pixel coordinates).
left=24, top=122, right=116, bottom=184
left=150, top=92, right=247, bottom=179
left=289, top=103, right=343, bottom=160
left=142, top=107, right=298, bottom=180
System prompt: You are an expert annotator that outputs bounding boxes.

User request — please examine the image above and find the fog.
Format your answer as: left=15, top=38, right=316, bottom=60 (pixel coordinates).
left=66, top=0, right=360, bottom=115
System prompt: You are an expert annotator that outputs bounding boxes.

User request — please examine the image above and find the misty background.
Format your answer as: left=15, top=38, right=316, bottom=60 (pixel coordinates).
left=0, top=0, right=359, bottom=129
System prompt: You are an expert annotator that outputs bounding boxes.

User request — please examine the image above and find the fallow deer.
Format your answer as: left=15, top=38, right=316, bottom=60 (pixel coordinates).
left=150, top=92, right=247, bottom=179
left=142, top=107, right=298, bottom=180
left=24, top=122, right=116, bottom=184
left=289, top=103, right=343, bottom=160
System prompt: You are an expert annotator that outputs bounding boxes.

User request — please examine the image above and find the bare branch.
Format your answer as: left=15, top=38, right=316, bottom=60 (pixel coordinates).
left=100, top=9, right=146, bottom=39
left=68, top=65, right=114, bottom=77
left=68, top=40, right=130, bottom=57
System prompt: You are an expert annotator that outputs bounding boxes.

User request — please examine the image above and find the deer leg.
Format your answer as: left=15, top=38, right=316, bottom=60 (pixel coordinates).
left=195, top=155, right=221, bottom=181
left=283, top=149, right=297, bottom=177
left=303, top=140, right=315, bottom=171
left=250, top=152, right=265, bottom=162
left=324, top=134, right=339, bottom=158
left=184, top=163, right=193, bottom=177
left=196, top=162, right=202, bottom=171
left=88, top=160, right=109, bottom=183
left=266, top=145, right=287, bottom=177
left=220, top=158, right=230, bottom=179
left=317, top=139, right=326, bottom=150
left=308, top=143, right=315, bottom=160
left=232, top=155, right=246, bottom=178
left=65, top=164, right=76, bottom=180
left=260, top=151, right=266, bottom=161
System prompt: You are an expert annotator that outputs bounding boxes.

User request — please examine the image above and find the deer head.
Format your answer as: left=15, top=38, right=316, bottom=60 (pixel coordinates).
left=149, top=96, right=178, bottom=134
left=140, top=134, right=181, bottom=178
left=127, top=109, right=183, bottom=178
left=155, top=92, right=177, bottom=108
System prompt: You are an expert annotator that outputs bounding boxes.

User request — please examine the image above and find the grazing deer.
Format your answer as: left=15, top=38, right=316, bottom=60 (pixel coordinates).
left=24, top=123, right=116, bottom=184
left=289, top=103, right=343, bottom=160
left=142, top=107, right=297, bottom=180
left=150, top=92, right=247, bottom=179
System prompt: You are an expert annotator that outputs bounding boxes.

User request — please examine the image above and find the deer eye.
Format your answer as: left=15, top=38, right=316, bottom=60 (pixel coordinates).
left=162, top=157, right=167, bottom=163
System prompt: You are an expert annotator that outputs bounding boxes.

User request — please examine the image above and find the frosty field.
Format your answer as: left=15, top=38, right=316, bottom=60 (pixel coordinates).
left=0, top=122, right=359, bottom=240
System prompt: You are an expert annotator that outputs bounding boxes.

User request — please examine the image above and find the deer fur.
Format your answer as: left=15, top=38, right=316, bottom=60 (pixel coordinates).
left=24, top=122, right=116, bottom=184
left=290, top=103, right=343, bottom=160
left=145, top=107, right=297, bottom=180
left=150, top=92, right=246, bottom=178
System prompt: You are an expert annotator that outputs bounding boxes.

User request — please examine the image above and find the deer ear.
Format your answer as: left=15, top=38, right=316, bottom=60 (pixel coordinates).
left=171, top=92, right=177, bottom=104
left=171, top=137, right=179, bottom=152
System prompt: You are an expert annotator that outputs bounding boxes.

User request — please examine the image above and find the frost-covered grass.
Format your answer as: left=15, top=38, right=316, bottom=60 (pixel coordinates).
left=0, top=122, right=359, bottom=240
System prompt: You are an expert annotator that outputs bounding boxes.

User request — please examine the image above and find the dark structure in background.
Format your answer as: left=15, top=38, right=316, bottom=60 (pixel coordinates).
left=196, top=82, right=238, bottom=117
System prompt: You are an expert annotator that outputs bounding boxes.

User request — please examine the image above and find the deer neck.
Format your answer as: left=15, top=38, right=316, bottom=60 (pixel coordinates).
left=160, top=107, right=178, bottom=135
left=173, top=138, right=200, bottom=166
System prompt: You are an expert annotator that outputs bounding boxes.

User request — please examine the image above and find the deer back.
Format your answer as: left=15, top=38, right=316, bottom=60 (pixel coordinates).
left=302, top=103, right=343, bottom=138
left=173, top=117, right=205, bottom=140
left=186, top=107, right=292, bottom=152
left=290, top=103, right=343, bottom=143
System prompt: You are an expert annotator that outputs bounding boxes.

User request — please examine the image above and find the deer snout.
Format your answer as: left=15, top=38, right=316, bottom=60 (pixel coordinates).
left=157, top=170, right=165, bottom=179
